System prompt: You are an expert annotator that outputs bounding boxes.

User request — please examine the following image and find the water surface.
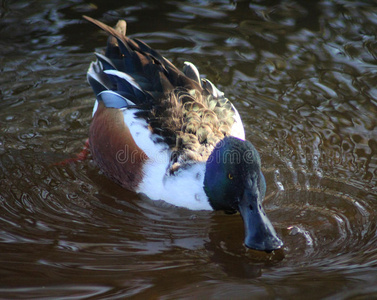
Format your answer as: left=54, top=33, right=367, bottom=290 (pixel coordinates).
left=1, top=0, right=377, bottom=298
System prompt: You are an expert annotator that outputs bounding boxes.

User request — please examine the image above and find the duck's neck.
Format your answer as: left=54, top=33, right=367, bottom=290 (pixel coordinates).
left=203, top=159, right=235, bottom=213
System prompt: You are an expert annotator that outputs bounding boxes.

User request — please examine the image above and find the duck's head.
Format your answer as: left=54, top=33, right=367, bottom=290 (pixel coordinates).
left=204, top=137, right=283, bottom=252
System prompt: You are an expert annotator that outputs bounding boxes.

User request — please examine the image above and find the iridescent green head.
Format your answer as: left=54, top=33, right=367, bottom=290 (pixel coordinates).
left=204, top=136, right=283, bottom=252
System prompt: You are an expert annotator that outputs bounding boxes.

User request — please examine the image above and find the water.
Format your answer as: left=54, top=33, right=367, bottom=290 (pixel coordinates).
left=1, top=0, right=377, bottom=298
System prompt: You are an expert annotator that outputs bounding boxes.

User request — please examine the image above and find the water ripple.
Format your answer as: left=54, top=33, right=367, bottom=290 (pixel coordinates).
left=1, top=0, right=377, bottom=298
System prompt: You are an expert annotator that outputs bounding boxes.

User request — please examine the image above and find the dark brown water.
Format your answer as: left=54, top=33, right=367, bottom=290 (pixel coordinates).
left=1, top=0, right=377, bottom=298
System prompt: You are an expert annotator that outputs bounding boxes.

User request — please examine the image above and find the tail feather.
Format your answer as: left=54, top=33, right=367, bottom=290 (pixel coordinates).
left=104, top=70, right=147, bottom=104
left=87, top=61, right=114, bottom=95
left=94, top=53, right=117, bottom=71
left=83, top=15, right=201, bottom=104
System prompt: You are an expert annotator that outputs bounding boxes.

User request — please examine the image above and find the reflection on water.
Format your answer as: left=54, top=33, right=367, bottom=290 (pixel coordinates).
left=1, top=0, right=377, bottom=298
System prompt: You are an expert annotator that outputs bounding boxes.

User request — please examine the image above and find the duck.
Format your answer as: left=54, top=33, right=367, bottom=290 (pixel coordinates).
left=83, top=15, right=283, bottom=252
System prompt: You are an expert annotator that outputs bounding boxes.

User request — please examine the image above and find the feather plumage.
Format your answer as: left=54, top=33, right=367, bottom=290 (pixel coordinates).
left=84, top=15, right=243, bottom=171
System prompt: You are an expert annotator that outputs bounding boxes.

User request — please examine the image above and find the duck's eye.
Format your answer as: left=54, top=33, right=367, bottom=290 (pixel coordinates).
left=228, top=173, right=233, bottom=180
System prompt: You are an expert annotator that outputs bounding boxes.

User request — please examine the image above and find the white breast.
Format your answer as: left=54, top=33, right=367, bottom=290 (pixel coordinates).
left=122, top=108, right=212, bottom=211
left=139, top=160, right=212, bottom=210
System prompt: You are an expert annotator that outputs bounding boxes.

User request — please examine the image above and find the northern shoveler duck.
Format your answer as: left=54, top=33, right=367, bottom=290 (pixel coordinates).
left=83, top=16, right=283, bottom=252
